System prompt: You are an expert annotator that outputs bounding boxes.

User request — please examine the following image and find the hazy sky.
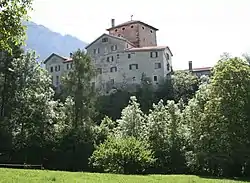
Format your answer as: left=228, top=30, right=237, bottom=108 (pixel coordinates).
left=30, top=0, right=250, bottom=69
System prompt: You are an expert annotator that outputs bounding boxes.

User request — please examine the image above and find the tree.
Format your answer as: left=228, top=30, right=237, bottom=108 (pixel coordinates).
left=243, top=53, right=250, bottom=64
left=115, top=96, right=147, bottom=140
left=0, top=0, right=33, bottom=53
left=94, top=116, right=117, bottom=145
left=0, top=0, right=32, bottom=128
left=146, top=100, right=188, bottom=173
left=185, top=56, right=250, bottom=177
left=136, top=73, right=154, bottom=113
left=182, top=83, right=212, bottom=174
left=59, top=49, right=97, bottom=171
left=155, top=74, right=174, bottom=103
left=96, top=90, right=131, bottom=123
left=89, top=136, right=155, bottom=174
left=171, top=70, right=199, bottom=103
left=0, top=45, right=24, bottom=162
left=205, top=57, right=250, bottom=177
left=0, top=50, right=64, bottom=166
left=62, top=49, right=96, bottom=128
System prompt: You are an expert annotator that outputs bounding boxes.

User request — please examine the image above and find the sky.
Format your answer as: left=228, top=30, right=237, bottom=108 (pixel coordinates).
left=29, top=0, right=250, bottom=70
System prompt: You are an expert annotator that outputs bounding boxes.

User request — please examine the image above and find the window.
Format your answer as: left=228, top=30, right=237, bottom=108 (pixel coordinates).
left=155, top=63, right=161, bottom=69
left=150, top=52, right=158, bottom=58
left=128, top=54, right=131, bottom=59
left=107, top=57, right=110, bottom=62
left=142, top=26, right=145, bottom=29
left=102, top=37, right=108, bottom=42
left=132, top=77, right=136, bottom=81
left=118, top=34, right=121, bottom=37
left=117, top=54, right=120, bottom=59
left=150, top=30, right=153, bottom=33
left=111, top=45, right=117, bottom=51
left=115, top=29, right=118, bottom=32
left=94, top=48, right=99, bottom=54
left=58, top=65, right=60, bottom=71
left=167, top=63, right=170, bottom=71
left=97, top=68, right=102, bottom=74
left=104, top=47, right=108, bottom=53
left=129, top=64, right=138, bottom=70
left=50, top=67, right=53, bottom=72
left=153, top=75, right=158, bottom=81
left=127, top=44, right=129, bottom=48
left=122, top=27, right=125, bottom=30
left=111, top=56, right=114, bottom=61
left=166, top=53, right=170, bottom=60
left=110, top=66, right=117, bottom=72
left=131, top=25, right=134, bottom=28
left=56, top=76, right=59, bottom=86
left=55, top=66, right=58, bottom=72
left=111, top=79, right=115, bottom=85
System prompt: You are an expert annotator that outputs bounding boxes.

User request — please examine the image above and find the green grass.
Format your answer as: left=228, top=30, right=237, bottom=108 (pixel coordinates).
left=0, top=168, right=249, bottom=183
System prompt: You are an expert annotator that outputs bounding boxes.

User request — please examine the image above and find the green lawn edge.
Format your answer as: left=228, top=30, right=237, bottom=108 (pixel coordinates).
left=0, top=168, right=249, bottom=183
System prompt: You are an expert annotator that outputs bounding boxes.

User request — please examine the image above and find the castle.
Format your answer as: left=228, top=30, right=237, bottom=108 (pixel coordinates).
left=44, top=19, right=173, bottom=93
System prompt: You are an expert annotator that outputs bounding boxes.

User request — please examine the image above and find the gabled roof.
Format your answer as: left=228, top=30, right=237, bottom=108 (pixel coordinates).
left=106, top=20, right=159, bottom=31
left=43, top=53, right=72, bottom=64
left=183, top=67, right=212, bottom=72
left=125, top=46, right=173, bottom=56
left=192, top=67, right=212, bottom=72
left=85, top=33, right=135, bottom=49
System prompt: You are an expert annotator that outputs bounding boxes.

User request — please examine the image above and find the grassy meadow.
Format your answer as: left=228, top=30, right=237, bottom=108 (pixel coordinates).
left=0, top=168, right=249, bottom=183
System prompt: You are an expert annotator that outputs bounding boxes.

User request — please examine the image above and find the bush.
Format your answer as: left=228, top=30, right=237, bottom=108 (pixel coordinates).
left=89, top=136, right=155, bottom=174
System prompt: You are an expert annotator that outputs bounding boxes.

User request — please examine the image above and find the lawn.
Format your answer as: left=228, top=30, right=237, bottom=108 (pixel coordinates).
left=0, top=168, right=249, bottom=183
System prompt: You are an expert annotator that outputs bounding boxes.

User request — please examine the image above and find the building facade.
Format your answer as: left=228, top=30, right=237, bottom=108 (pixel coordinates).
left=44, top=19, right=173, bottom=93
left=43, top=53, right=73, bottom=87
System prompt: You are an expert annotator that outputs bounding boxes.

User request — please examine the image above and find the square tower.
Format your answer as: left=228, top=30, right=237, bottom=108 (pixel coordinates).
left=107, top=19, right=158, bottom=48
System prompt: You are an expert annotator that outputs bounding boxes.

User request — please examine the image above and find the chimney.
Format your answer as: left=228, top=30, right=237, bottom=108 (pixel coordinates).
left=70, top=52, right=73, bottom=58
left=188, top=61, right=193, bottom=71
left=111, top=19, right=115, bottom=28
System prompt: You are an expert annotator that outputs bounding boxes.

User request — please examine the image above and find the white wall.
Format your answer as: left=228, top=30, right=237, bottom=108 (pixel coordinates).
left=45, top=55, right=73, bottom=86
left=93, top=48, right=172, bottom=92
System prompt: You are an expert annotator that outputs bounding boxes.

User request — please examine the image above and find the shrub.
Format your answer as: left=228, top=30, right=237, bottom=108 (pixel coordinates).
left=89, top=136, right=155, bottom=174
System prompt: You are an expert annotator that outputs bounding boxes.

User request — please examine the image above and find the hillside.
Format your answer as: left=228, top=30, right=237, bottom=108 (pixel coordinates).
left=23, top=21, right=88, bottom=61
left=0, top=168, right=248, bottom=183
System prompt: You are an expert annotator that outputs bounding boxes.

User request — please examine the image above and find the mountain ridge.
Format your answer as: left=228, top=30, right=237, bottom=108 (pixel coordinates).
left=24, top=21, right=88, bottom=61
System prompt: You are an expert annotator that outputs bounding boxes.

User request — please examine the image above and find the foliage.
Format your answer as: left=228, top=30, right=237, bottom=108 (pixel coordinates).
left=89, top=136, right=155, bottom=174
left=57, top=49, right=98, bottom=171
left=94, top=116, right=117, bottom=145
left=95, top=90, right=131, bottom=123
left=136, top=73, right=154, bottom=113
left=0, top=50, right=64, bottom=165
left=184, top=56, right=250, bottom=177
left=146, top=100, right=188, bottom=173
left=171, top=70, right=199, bottom=103
left=115, top=96, right=147, bottom=140
left=1, top=17, right=250, bottom=179
left=0, top=0, right=33, bottom=53
left=62, top=49, right=96, bottom=128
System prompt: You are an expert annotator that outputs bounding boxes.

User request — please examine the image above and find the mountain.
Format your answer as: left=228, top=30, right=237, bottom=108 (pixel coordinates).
left=24, top=21, right=88, bottom=61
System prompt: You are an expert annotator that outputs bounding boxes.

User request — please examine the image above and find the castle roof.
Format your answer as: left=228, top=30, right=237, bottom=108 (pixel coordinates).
left=43, top=53, right=72, bottom=64
left=106, top=20, right=159, bottom=31
left=126, top=46, right=173, bottom=56
left=85, top=33, right=135, bottom=49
